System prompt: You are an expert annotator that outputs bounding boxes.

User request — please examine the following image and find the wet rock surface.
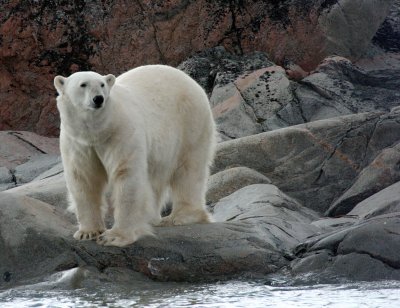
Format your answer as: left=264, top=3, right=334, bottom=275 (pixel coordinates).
left=291, top=213, right=400, bottom=283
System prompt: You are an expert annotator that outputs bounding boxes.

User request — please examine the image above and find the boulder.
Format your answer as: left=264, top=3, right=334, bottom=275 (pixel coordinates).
left=180, top=50, right=400, bottom=139
left=213, top=111, right=400, bottom=213
left=0, top=131, right=60, bottom=191
left=291, top=212, right=400, bottom=283
left=0, top=166, right=14, bottom=191
left=14, top=155, right=61, bottom=184
left=326, top=142, right=400, bottom=216
left=0, top=181, right=319, bottom=286
left=348, top=181, right=400, bottom=219
left=319, top=0, right=393, bottom=59
left=213, top=184, right=320, bottom=252
left=4, top=172, right=69, bottom=214
left=0, top=131, right=59, bottom=169
left=207, top=167, right=271, bottom=204
left=372, top=0, right=400, bottom=53
left=0, top=193, right=76, bottom=289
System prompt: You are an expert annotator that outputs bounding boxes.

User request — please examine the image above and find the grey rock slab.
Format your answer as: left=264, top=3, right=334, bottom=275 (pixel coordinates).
left=213, top=184, right=320, bottom=253
left=5, top=172, right=70, bottom=213
left=207, top=167, right=271, bottom=204
left=211, top=82, right=262, bottom=138
left=10, top=266, right=153, bottom=291
left=0, top=167, right=13, bottom=184
left=348, top=181, right=400, bottom=219
left=0, top=131, right=59, bottom=169
left=319, top=0, right=393, bottom=59
left=0, top=193, right=75, bottom=289
left=0, top=167, right=15, bottom=192
left=311, top=216, right=359, bottom=233
left=74, top=222, right=288, bottom=283
left=0, top=183, right=314, bottom=285
left=180, top=49, right=400, bottom=140
left=337, top=214, right=400, bottom=269
left=33, top=162, right=64, bottom=181
left=372, top=0, right=400, bottom=53
left=291, top=251, right=400, bottom=283
left=291, top=212, right=400, bottom=282
left=14, top=154, right=61, bottom=184
left=294, top=56, right=400, bottom=124
left=213, top=111, right=400, bottom=213
left=327, top=142, right=400, bottom=216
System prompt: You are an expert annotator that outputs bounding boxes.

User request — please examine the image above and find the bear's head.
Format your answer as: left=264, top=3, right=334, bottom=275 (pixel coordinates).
left=54, top=72, right=116, bottom=111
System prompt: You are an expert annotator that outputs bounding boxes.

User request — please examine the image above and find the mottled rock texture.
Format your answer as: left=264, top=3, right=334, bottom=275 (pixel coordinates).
left=180, top=51, right=400, bottom=139
left=0, top=0, right=392, bottom=135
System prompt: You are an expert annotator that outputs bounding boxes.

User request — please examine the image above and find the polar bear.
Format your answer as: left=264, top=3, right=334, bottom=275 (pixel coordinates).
left=54, top=65, right=216, bottom=247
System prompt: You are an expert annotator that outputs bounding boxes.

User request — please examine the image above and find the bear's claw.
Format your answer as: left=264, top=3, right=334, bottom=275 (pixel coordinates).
left=73, top=229, right=104, bottom=241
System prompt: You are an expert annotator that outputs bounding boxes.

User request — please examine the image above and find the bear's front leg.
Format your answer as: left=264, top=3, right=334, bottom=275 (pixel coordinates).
left=97, top=164, right=156, bottom=247
left=64, top=153, right=108, bottom=241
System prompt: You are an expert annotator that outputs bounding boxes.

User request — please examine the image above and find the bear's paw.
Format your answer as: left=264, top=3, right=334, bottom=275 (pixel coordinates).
left=97, top=229, right=138, bottom=247
left=158, top=209, right=212, bottom=226
left=73, top=229, right=105, bottom=241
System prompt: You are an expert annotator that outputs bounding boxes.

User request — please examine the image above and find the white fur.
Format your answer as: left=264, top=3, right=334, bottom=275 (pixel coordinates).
left=55, top=65, right=216, bottom=247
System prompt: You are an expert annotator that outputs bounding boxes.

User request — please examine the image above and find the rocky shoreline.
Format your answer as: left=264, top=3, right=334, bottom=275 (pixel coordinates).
left=1, top=0, right=400, bottom=291
left=1, top=100, right=400, bottom=288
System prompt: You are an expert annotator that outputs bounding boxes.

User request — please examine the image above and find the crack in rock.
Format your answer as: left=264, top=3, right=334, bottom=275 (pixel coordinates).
left=8, top=132, right=47, bottom=154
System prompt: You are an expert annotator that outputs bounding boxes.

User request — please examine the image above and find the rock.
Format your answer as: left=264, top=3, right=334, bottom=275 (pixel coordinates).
left=178, top=47, right=274, bottom=95
left=14, top=154, right=61, bottom=184
left=291, top=213, right=400, bottom=283
left=372, top=0, right=400, bottom=52
left=319, top=0, right=393, bottom=60
left=0, top=131, right=60, bottom=190
left=0, top=131, right=59, bottom=169
left=348, top=181, right=400, bottom=219
left=33, top=162, right=64, bottom=181
left=4, top=172, right=70, bottom=214
left=0, top=180, right=320, bottom=286
left=207, top=167, right=271, bottom=204
left=213, top=111, right=400, bottom=213
left=1, top=0, right=392, bottom=136
left=14, top=266, right=154, bottom=291
left=213, top=184, right=319, bottom=222
left=0, top=167, right=14, bottom=191
left=0, top=193, right=75, bottom=288
left=326, top=142, right=400, bottom=216
left=180, top=47, right=275, bottom=139
left=285, top=61, right=309, bottom=81
left=288, top=55, right=400, bottom=131
left=311, top=216, right=358, bottom=233
left=213, top=184, right=320, bottom=252
left=181, top=50, right=400, bottom=139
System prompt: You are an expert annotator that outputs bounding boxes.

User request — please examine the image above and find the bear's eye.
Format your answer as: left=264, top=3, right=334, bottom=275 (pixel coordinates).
left=80, top=83, right=87, bottom=88
left=101, top=83, right=105, bottom=88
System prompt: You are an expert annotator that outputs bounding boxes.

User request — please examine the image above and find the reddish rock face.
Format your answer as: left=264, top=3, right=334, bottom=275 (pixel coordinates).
left=0, top=0, right=392, bottom=136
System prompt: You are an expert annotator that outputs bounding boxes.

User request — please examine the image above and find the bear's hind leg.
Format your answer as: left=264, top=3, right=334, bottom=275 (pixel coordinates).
left=160, top=160, right=212, bottom=226
left=97, top=164, right=158, bottom=247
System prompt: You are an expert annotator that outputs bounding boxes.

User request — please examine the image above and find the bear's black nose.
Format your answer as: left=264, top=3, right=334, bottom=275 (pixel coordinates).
left=93, top=95, right=104, bottom=108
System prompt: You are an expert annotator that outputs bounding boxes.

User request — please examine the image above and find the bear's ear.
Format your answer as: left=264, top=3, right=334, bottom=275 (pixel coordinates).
left=105, top=74, right=116, bottom=88
left=54, top=76, right=66, bottom=95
